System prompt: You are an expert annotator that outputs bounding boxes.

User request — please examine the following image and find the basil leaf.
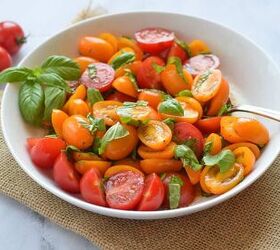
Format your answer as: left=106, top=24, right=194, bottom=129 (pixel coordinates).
left=98, top=122, right=129, bottom=154
left=203, top=149, right=235, bottom=173
left=0, top=67, right=33, bottom=83
left=79, top=115, right=105, bottom=134
left=19, top=82, right=44, bottom=126
left=43, top=86, right=66, bottom=121
left=110, top=52, right=135, bottom=70
left=37, top=73, right=71, bottom=92
left=163, top=118, right=176, bottom=130
left=183, top=138, right=197, bottom=153
left=152, top=63, right=165, bottom=73
left=170, top=175, right=184, bottom=186
left=92, top=137, right=101, bottom=155
left=168, top=183, right=181, bottom=209
left=175, top=38, right=192, bottom=57
left=176, top=90, right=193, bottom=97
left=203, top=141, right=213, bottom=155
left=158, top=99, right=184, bottom=116
left=218, top=103, right=233, bottom=116
left=175, top=144, right=202, bottom=171
left=88, top=64, right=97, bottom=79
left=167, top=56, right=187, bottom=82
left=124, top=69, right=139, bottom=90
left=65, top=145, right=80, bottom=159
left=87, top=88, right=104, bottom=106
left=41, top=55, right=80, bottom=80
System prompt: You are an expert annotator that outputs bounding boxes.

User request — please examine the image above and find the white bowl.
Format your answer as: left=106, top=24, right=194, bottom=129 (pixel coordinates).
left=2, top=11, right=280, bottom=220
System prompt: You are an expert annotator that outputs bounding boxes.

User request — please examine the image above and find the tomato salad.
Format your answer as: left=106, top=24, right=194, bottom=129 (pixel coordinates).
left=0, top=27, right=269, bottom=211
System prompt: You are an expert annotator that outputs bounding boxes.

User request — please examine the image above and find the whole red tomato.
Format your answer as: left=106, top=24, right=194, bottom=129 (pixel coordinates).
left=0, top=46, right=12, bottom=71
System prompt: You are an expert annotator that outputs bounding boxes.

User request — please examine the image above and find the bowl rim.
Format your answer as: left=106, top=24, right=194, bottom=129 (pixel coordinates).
left=2, top=10, right=280, bottom=219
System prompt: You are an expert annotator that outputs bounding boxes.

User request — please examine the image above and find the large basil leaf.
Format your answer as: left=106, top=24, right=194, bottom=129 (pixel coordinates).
left=110, top=52, right=135, bottom=70
left=37, top=73, right=71, bottom=92
left=158, top=99, right=184, bottom=116
left=0, top=67, right=33, bottom=83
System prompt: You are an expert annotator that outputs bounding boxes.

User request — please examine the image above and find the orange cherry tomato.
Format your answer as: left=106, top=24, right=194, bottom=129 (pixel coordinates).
left=188, top=40, right=210, bottom=56
left=138, top=142, right=176, bottom=159
left=104, top=165, right=144, bottom=178
left=224, top=142, right=260, bottom=159
left=195, top=116, right=221, bottom=134
left=185, top=167, right=201, bottom=185
left=191, top=69, right=222, bottom=102
left=98, top=33, right=118, bottom=53
left=72, top=152, right=102, bottom=161
left=233, top=147, right=256, bottom=176
left=138, top=89, right=165, bottom=110
left=108, top=47, right=135, bottom=64
left=79, top=36, right=114, bottom=62
left=137, top=120, right=172, bottom=150
left=51, top=109, right=69, bottom=137
left=200, top=166, right=211, bottom=193
left=92, top=100, right=122, bottom=126
left=63, top=85, right=87, bottom=113
left=74, top=160, right=111, bottom=175
left=117, top=36, right=143, bottom=61
left=62, top=115, right=94, bottom=150
left=140, top=159, right=182, bottom=174
left=114, top=158, right=140, bottom=169
left=74, top=56, right=97, bottom=73
left=68, top=98, right=90, bottom=117
left=220, top=116, right=243, bottom=143
left=161, top=64, right=193, bottom=96
left=205, top=133, right=222, bottom=155
left=202, top=163, right=244, bottom=194
left=103, top=125, right=138, bottom=160
left=115, top=60, right=142, bottom=78
left=112, top=75, right=138, bottom=98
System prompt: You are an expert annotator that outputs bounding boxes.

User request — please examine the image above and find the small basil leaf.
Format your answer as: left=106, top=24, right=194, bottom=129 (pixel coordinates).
left=203, top=141, right=213, bottom=155
left=203, top=149, right=236, bottom=173
left=110, top=52, right=135, bottom=70
left=168, top=183, right=181, bottom=209
left=158, top=99, right=184, bottom=116
left=176, top=90, right=193, bottom=97
left=163, top=118, right=176, bottom=130
left=79, top=115, right=105, bottom=134
left=87, top=88, right=104, bottom=106
left=175, top=39, right=192, bottom=57
left=167, top=56, right=187, bottom=82
left=37, top=73, right=71, bottom=92
left=183, top=138, right=197, bottom=153
left=88, top=64, right=97, bottom=79
left=65, top=145, right=80, bottom=159
left=152, top=62, right=165, bottom=73
left=169, top=175, right=184, bottom=186
left=92, top=137, right=102, bottom=155
left=0, top=67, right=33, bottom=83
left=124, top=69, right=139, bottom=90
left=19, top=81, right=44, bottom=126
left=218, top=103, right=233, bottom=116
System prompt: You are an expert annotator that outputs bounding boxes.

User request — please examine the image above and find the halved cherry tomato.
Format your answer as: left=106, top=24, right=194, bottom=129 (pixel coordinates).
left=112, top=75, right=138, bottom=98
left=106, top=91, right=136, bottom=102
left=191, top=69, right=222, bottom=102
left=53, top=152, right=80, bottom=193
left=135, top=28, right=174, bottom=54
left=74, top=160, right=111, bottom=175
left=99, top=33, right=118, bottom=53
left=108, top=47, right=135, bottom=64
left=29, top=137, right=66, bottom=169
left=63, top=85, right=87, bottom=113
left=80, top=63, right=115, bottom=92
left=185, top=167, right=201, bottom=185
left=138, top=89, right=165, bottom=110
left=233, top=147, right=256, bottom=176
left=138, top=142, right=176, bottom=159
left=200, top=166, right=211, bottom=193
left=140, top=159, right=182, bottom=174
left=72, top=151, right=102, bottom=161
left=220, top=116, right=243, bottom=143
left=205, top=133, right=222, bottom=155
left=68, top=98, right=90, bottom=117
left=104, top=165, right=143, bottom=178
left=136, top=56, right=165, bottom=89
left=162, top=173, right=195, bottom=208
left=92, top=100, right=122, bottom=126
left=79, top=36, right=114, bottom=62
left=173, top=122, right=204, bottom=157
left=161, top=64, right=193, bottom=96
left=207, top=79, right=229, bottom=116
left=80, top=168, right=107, bottom=206
left=168, top=42, right=188, bottom=63
left=188, top=40, right=210, bottom=56
left=62, top=115, right=94, bottom=150
left=103, top=125, right=138, bottom=160
left=137, top=173, right=165, bottom=211
left=105, top=171, right=144, bottom=210
left=202, top=163, right=244, bottom=194
left=224, top=142, right=260, bottom=159
left=74, top=56, right=97, bottom=73
left=195, top=117, right=221, bottom=134
left=137, top=120, right=172, bottom=150
left=117, top=36, right=143, bottom=61
left=114, top=158, right=140, bottom=169
left=51, top=109, right=69, bottom=137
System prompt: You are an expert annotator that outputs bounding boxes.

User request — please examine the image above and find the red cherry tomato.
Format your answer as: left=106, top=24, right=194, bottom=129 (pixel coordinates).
left=106, top=91, right=136, bottom=102
left=80, top=168, right=107, bottom=206
left=26, top=137, right=41, bottom=151
left=137, top=173, right=165, bottom=211
left=135, top=27, right=174, bottom=54
left=80, top=62, right=115, bottom=92
left=136, top=56, right=165, bottom=89
left=53, top=152, right=80, bottom=193
left=162, top=173, right=195, bottom=208
left=195, top=117, right=221, bottom=134
left=0, top=21, right=26, bottom=55
left=29, top=137, right=66, bottom=169
left=105, top=171, right=144, bottom=210
left=168, top=42, right=188, bottom=63
left=173, top=122, right=204, bottom=157
left=0, top=46, right=12, bottom=71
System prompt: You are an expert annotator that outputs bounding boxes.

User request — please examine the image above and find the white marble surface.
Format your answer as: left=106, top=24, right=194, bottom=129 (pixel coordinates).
left=0, top=0, right=280, bottom=249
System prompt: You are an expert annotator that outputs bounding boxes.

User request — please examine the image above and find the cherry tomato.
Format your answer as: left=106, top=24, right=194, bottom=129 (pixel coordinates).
left=137, top=120, right=172, bottom=150
left=195, top=117, right=221, bottom=134
left=188, top=40, right=210, bottom=57
left=112, top=75, right=138, bottom=98
left=80, top=168, right=107, bottom=206
left=29, top=137, right=66, bottom=169
left=72, top=151, right=102, bottom=161
left=168, top=42, right=188, bottom=63
left=0, top=21, right=25, bottom=55
left=106, top=91, right=136, bottom=102
left=136, top=56, right=165, bottom=89
left=99, top=33, right=118, bottom=53
left=138, top=142, right=176, bottom=160
left=63, top=85, right=87, bottom=113
left=224, top=142, right=260, bottom=159
left=117, top=36, right=143, bottom=61
left=173, top=122, right=204, bottom=157
left=74, top=160, right=111, bottom=175
left=68, top=98, right=90, bottom=117
left=233, top=147, right=256, bottom=176
left=74, top=56, right=97, bottom=73
left=80, top=63, right=115, bottom=92
left=26, top=137, right=41, bottom=151
left=137, top=173, right=165, bottom=211
left=220, top=116, right=244, bottom=143
left=135, top=28, right=174, bottom=54
left=205, top=133, right=222, bottom=155
left=162, top=173, right=195, bottom=208
left=104, top=165, right=143, bottom=178
left=51, top=109, right=69, bottom=137
left=114, top=158, right=140, bottom=169
left=0, top=46, right=12, bottom=71
left=138, top=89, right=165, bottom=110
left=53, top=152, right=80, bottom=193
left=105, top=171, right=144, bottom=210
left=140, top=159, right=182, bottom=174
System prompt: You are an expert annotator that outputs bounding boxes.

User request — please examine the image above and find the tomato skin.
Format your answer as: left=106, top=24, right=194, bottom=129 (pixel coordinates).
left=173, top=122, right=204, bottom=157
left=80, top=168, right=107, bottom=206
left=106, top=91, right=136, bottom=102
left=0, top=21, right=25, bottom=55
left=53, top=152, right=80, bottom=193
left=138, top=89, right=164, bottom=110
left=26, top=137, right=41, bottom=151
left=51, top=109, right=69, bottom=137
left=0, top=46, right=12, bottom=71
left=168, top=42, right=188, bottom=63
left=137, top=173, right=165, bottom=211
left=29, top=137, right=66, bottom=169
left=162, top=173, right=195, bottom=208
left=136, top=56, right=165, bottom=89
left=195, top=117, right=221, bottom=134
left=68, top=98, right=90, bottom=117
left=105, top=171, right=145, bottom=210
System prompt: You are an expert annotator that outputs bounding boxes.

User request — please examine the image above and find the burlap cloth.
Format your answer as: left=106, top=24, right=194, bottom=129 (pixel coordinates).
left=0, top=94, right=280, bottom=250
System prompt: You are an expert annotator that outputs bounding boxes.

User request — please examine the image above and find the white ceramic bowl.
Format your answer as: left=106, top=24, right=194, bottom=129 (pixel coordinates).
left=2, top=11, right=280, bottom=220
